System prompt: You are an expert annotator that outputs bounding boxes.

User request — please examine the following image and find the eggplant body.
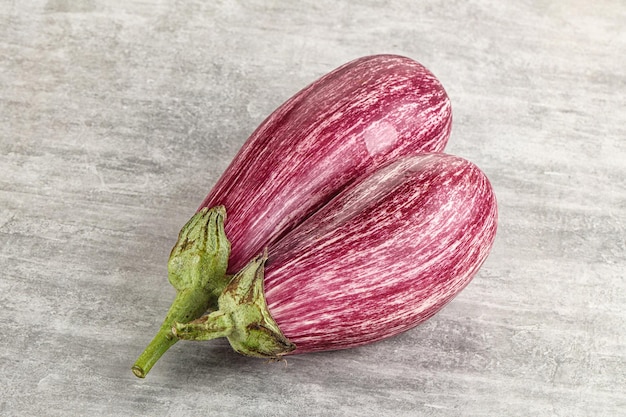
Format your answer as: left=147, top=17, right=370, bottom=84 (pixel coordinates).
left=261, top=153, right=498, bottom=353
left=200, top=55, right=452, bottom=272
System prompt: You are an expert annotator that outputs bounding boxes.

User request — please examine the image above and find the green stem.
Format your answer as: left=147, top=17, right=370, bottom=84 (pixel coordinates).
left=174, top=253, right=296, bottom=358
left=132, top=206, right=231, bottom=378
left=132, top=288, right=211, bottom=378
left=172, top=310, right=234, bottom=341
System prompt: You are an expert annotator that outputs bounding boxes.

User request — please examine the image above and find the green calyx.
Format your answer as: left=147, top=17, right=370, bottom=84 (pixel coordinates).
left=132, top=206, right=231, bottom=378
left=173, top=253, right=296, bottom=359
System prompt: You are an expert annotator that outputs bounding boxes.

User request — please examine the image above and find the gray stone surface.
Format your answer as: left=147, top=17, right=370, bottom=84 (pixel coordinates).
left=1, top=1, right=624, bottom=416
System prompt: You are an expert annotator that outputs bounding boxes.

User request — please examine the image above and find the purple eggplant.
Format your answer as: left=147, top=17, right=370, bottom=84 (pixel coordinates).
left=174, top=153, right=498, bottom=357
left=132, top=55, right=452, bottom=377
left=201, top=54, right=452, bottom=273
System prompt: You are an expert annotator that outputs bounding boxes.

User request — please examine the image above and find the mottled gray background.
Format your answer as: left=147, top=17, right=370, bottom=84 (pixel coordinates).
left=1, top=1, right=624, bottom=416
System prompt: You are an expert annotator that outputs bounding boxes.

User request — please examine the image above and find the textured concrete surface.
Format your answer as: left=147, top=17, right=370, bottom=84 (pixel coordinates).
left=1, top=1, right=624, bottom=416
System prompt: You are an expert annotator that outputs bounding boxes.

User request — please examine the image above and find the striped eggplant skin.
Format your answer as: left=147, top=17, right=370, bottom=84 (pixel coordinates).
left=262, top=153, right=497, bottom=354
left=199, top=54, right=452, bottom=273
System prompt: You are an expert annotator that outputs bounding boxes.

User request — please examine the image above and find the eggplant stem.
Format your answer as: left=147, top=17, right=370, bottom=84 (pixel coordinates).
left=173, top=310, right=234, bottom=341
left=132, top=206, right=231, bottom=378
left=132, top=288, right=211, bottom=378
left=173, top=253, right=296, bottom=359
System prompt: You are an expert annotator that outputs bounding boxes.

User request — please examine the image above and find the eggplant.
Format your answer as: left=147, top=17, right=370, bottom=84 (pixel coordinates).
left=201, top=54, right=452, bottom=274
left=132, top=55, right=451, bottom=377
left=174, top=154, right=498, bottom=358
